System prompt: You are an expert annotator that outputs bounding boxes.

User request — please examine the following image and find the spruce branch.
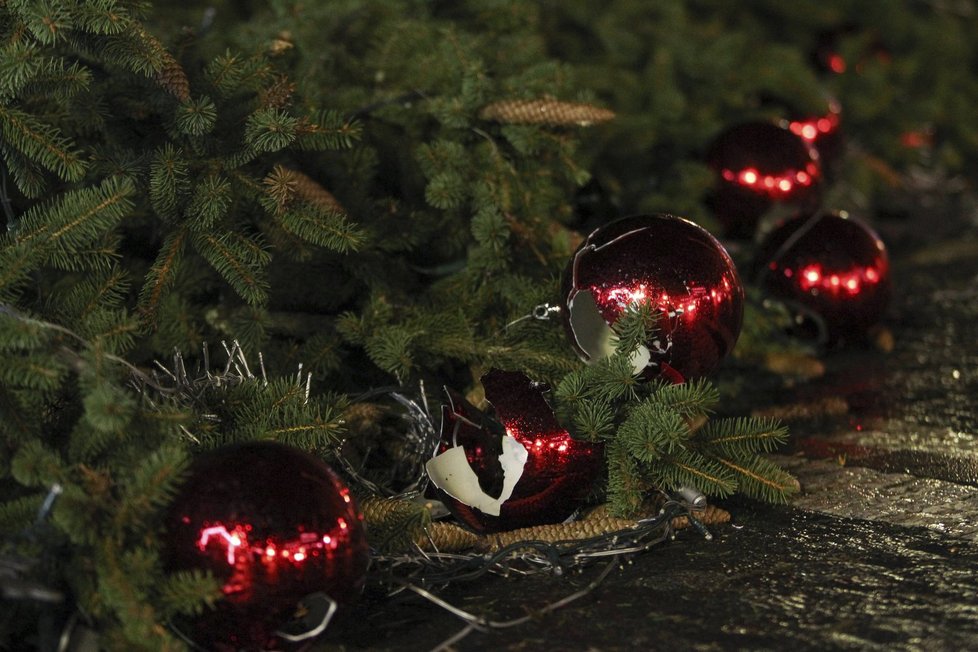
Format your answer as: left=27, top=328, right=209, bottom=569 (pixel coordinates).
left=8, top=0, right=74, bottom=45
left=137, top=226, right=187, bottom=324
left=116, top=443, right=189, bottom=530
left=16, top=176, right=134, bottom=251
left=245, top=107, right=298, bottom=153
left=715, top=455, right=800, bottom=503
left=10, top=439, right=65, bottom=488
left=0, top=105, right=87, bottom=182
left=697, top=416, right=789, bottom=455
left=650, top=377, right=720, bottom=418
left=0, top=43, right=91, bottom=101
left=149, top=143, right=188, bottom=220
left=45, top=264, right=130, bottom=321
left=0, top=145, right=48, bottom=198
left=185, top=173, right=230, bottom=230
left=552, top=296, right=796, bottom=515
left=619, top=402, right=689, bottom=461
left=157, top=569, right=222, bottom=619
left=658, top=451, right=738, bottom=497
left=191, top=230, right=271, bottom=306
left=72, top=0, right=132, bottom=36
left=174, top=96, right=216, bottom=137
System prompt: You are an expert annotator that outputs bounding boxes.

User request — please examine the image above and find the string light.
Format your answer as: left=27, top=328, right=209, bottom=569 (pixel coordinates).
left=788, top=110, right=841, bottom=145
left=720, top=161, right=819, bottom=198
left=195, top=521, right=344, bottom=572
left=792, top=262, right=885, bottom=296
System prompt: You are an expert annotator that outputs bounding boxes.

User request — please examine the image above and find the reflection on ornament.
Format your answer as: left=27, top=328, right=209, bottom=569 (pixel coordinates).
left=195, top=517, right=352, bottom=580
left=427, top=370, right=603, bottom=534
left=720, top=162, right=819, bottom=198
left=753, top=210, right=891, bottom=343
left=561, top=214, right=743, bottom=382
left=900, top=129, right=934, bottom=149
left=780, top=97, right=845, bottom=173
left=827, top=53, right=847, bottom=74
left=165, top=441, right=368, bottom=651
left=706, top=122, right=822, bottom=238
left=787, top=111, right=840, bottom=145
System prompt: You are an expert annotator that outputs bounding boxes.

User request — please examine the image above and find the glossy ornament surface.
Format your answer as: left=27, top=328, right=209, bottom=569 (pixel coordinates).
left=426, top=369, right=603, bottom=534
left=165, top=441, right=368, bottom=651
left=561, top=214, right=744, bottom=383
left=706, top=122, right=822, bottom=238
left=753, top=211, right=891, bottom=342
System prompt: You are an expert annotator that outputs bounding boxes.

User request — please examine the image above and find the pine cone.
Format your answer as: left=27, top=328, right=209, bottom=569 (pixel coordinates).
left=479, top=98, right=615, bottom=127
left=268, top=31, right=295, bottom=56
left=670, top=504, right=731, bottom=529
left=416, top=522, right=482, bottom=552
left=259, top=75, right=296, bottom=109
left=752, top=395, right=849, bottom=421
left=359, top=495, right=422, bottom=525
left=290, top=169, right=345, bottom=214
left=156, top=52, right=190, bottom=102
left=478, top=517, right=636, bottom=552
left=478, top=505, right=732, bottom=551
left=262, top=166, right=346, bottom=215
left=342, top=402, right=385, bottom=435
left=762, top=351, right=825, bottom=378
left=135, top=28, right=190, bottom=102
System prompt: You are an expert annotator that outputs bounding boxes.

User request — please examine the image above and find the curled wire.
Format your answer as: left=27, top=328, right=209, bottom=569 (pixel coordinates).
left=336, top=382, right=440, bottom=499
left=365, top=496, right=709, bottom=650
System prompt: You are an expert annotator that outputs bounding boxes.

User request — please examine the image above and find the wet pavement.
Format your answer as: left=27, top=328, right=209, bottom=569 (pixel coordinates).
left=320, top=202, right=978, bottom=651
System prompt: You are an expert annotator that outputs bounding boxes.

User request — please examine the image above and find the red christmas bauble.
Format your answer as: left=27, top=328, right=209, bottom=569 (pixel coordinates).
left=752, top=210, right=891, bottom=342
left=561, top=214, right=744, bottom=383
left=706, top=122, right=822, bottom=239
left=426, top=369, right=603, bottom=534
left=164, top=441, right=369, bottom=651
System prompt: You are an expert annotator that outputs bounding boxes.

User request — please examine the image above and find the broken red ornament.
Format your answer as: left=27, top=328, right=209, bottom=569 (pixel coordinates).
left=164, top=441, right=369, bottom=651
left=561, top=214, right=744, bottom=383
left=706, top=122, right=822, bottom=239
left=753, top=210, right=891, bottom=343
left=426, top=369, right=603, bottom=534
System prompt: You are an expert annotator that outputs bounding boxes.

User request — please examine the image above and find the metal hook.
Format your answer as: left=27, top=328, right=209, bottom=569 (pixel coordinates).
left=503, top=303, right=561, bottom=331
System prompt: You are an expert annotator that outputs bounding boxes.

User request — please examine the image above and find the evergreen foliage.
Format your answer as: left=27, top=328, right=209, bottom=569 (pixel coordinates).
left=554, top=305, right=797, bottom=516
left=0, top=0, right=974, bottom=647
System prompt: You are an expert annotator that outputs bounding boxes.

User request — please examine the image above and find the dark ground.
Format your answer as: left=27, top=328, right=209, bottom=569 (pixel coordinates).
left=319, top=188, right=978, bottom=651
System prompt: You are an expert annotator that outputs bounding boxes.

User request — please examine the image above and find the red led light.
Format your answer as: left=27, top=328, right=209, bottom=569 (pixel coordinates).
left=900, top=130, right=932, bottom=149
left=796, top=262, right=883, bottom=296
left=199, top=525, right=246, bottom=565
left=721, top=163, right=817, bottom=198
left=789, top=112, right=840, bottom=145
left=828, top=53, right=847, bottom=74
left=195, top=521, right=347, bottom=570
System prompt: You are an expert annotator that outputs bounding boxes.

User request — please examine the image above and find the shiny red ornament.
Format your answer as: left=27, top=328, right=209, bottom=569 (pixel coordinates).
left=164, top=441, right=369, bottom=651
left=561, top=214, right=744, bottom=383
left=706, top=122, right=822, bottom=239
left=426, top=369, right=603, bottom=534
left=753, top=211, right=891, bottom=342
